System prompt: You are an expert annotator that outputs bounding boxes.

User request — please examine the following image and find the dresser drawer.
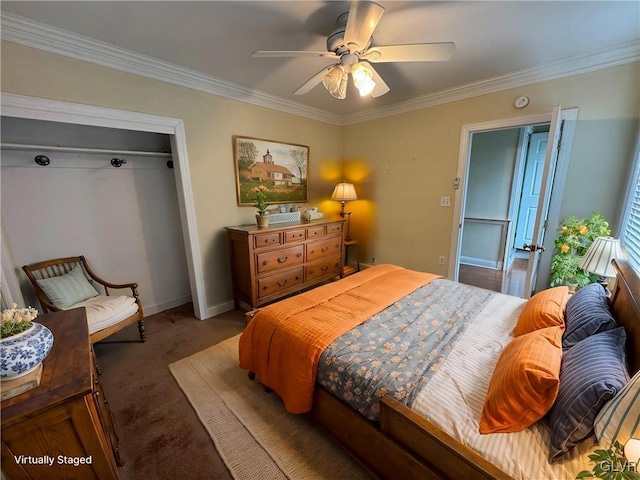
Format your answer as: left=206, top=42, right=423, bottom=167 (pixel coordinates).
left=326, top=222, right=343, bottom=235
left=254, top=232, right=281, bottom=249
left=305, top=256, right=342, bottom=281
left=306, top=237, right=342, bottom=262
left=257, top=267, right=304, bottom=298
left=256, top=245, right=304, bottom=274
left=285, top=229, right=305, bottom=243
left=306, top=225, right=326, bottom=239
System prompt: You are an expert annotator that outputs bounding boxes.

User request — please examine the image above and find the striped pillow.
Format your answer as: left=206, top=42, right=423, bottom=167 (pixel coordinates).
left=548, top=327, right=630, bottom=462
left=563, top=283, right=616, bottom=348
left=479, top=326, right=563, bottom=434
left=36, top=265, right=100, bottom=309
left=594, top=370, right=640, bottom=448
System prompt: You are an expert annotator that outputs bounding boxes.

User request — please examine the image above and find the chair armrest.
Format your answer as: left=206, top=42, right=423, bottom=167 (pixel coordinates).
left=40, top=297, right=62, bottom=313
left=80, top=256, right=139, bottom=297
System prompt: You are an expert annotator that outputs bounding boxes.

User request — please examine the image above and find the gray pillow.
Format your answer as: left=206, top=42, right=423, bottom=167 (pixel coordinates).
left=36, top=265, right=100, bottom=308
left=548, top=327, right=630, bottom=463
left=563, top=283, right=616, bottom=348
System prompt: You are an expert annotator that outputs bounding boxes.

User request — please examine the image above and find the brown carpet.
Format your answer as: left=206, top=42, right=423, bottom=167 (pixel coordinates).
left=93, top=303, right=245, bottom=480
left=169, top=334, right=370, bottom=480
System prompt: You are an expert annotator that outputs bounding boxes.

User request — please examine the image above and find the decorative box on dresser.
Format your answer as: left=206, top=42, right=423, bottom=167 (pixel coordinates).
left=225, top=218, right=346, bottom=309
left=1, top=308, right=121, bottom=480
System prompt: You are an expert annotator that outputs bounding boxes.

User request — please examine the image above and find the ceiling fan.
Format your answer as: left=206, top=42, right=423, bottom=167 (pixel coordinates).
left=252, top=1, right=455, bottom=100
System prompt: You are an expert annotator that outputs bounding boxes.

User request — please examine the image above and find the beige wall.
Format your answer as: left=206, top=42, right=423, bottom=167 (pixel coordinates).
left=343, top=62, right=639, bottom=276
left=2, top=40, right=638, bottom=309
left=0, top=42, right=343, bottom=313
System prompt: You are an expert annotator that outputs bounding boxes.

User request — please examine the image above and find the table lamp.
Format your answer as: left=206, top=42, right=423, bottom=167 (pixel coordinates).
left=579, top=237, right=623, bottom=291
left=331, top=182, right=357, bottom=241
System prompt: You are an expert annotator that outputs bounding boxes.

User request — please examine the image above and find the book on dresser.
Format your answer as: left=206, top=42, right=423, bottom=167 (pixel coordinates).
left=225, top=218, right=346, bottom=309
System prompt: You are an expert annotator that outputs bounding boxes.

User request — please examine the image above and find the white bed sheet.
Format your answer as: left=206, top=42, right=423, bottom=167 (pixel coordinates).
left=412, top=293, right=598, bottom=480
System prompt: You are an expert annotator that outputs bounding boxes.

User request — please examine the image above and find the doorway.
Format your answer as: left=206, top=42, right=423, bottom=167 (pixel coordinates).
left=0, top=93, right=209, bottom=319
left=449, top=108, right=579, bottom=298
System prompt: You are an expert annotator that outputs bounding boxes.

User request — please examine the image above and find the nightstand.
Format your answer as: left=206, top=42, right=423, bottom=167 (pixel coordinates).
left=343, top=239, right=360, bottom=277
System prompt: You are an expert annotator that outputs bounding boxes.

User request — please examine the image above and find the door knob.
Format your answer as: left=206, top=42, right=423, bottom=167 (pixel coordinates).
left=523, top=243, right=546, bottom=253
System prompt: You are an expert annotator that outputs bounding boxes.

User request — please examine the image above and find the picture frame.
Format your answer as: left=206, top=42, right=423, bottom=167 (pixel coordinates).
left=233, top=136, right=309, bottom=207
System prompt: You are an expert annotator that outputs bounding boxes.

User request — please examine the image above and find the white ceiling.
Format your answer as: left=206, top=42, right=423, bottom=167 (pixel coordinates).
left=2, top=1, right=639, bottom=123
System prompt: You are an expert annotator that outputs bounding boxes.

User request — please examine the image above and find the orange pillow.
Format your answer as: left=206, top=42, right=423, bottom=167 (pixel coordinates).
left=479, top=326, right=563, bottom=434
left=514, top=286, right=569, bottom=336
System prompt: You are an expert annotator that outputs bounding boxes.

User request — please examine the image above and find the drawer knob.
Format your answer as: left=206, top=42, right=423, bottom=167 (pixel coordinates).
left=321, top=266, right=329, bottom=272
left=263, top=260, right=268, bottom=266
left=309, top=269, right=315, bottom=274
left=322, top=246, right=329, bottom=252
left=277, top=279, right=288, bottom=287
left=263, top=285, right=269, bottom=290
left=277, top=256, right=288, bottom=263
left=296, top=275, right=301, bottom=280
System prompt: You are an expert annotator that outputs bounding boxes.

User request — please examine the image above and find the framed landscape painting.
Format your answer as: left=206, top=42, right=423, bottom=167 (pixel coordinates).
left=233, top=136, right=309, bottom=206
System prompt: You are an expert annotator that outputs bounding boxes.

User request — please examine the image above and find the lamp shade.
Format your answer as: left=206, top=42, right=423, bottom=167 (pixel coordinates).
left=579, top=237, right=623, bottom=277
left=331, top=182, right=358, bottom=202
left=625, top=438, right=640, bottom=464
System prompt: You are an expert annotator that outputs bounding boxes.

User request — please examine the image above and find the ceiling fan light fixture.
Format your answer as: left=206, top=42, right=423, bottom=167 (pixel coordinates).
left=322, top=65, right=348, bottom=99
left=351, top=62, right=376, bottom=96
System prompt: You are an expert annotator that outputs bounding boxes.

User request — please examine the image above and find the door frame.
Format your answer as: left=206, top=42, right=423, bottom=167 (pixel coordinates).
left=449, top=108, right=579, bottom=294
left=1, top=93, right=209, bottom=319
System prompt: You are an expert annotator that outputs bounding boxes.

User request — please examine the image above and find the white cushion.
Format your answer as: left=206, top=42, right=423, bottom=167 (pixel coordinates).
left=66, top=295, right=139, bottom=334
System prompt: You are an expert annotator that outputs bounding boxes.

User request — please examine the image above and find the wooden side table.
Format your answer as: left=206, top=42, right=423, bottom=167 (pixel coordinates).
left=1, top=308, right=121, bottom=479
left=343, top=239, right=360, bottom=277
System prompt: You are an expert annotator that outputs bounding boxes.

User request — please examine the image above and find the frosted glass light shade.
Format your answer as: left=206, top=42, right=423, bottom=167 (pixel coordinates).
left=351, top=63, right=375, bottom=96
left=579, top=237, right=623, bottom=277
left=624, top=438, right=640, bottom=464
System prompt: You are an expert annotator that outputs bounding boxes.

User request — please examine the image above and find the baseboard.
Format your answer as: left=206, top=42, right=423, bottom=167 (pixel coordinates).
left=206, top=300, right=237, bottom=320
left=145, top=294, right=192, bottom=316
left=359, top=263, right=375, bottom=270
left=460, top=256, right=500, bottom=270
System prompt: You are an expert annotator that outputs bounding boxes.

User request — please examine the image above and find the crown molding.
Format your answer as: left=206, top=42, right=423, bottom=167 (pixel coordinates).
left=1, top=13, right=344, bottom=126
left=2, top=12, right=638, bottom=127
left=342, top=39, right=640, bottom=125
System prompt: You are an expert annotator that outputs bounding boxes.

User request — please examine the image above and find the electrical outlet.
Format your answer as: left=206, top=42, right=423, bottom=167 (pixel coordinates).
left=372, top=257, right=376, bottom=265
left=438, top=255, right=445, bottom=265
left=440, top=196, right=451, bottom=207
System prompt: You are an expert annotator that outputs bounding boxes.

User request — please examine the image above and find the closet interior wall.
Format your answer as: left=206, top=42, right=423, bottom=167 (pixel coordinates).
left=1, top=117, right=191, bottom=316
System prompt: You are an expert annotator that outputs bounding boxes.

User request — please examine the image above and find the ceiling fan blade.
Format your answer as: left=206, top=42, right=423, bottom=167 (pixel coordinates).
left=344, top=1, right=385, bottom=51
left=361, top=61, right=390, bottom=98
left=365, top=43, right=455, bottom=63
left=252, top=51, right=338, bottom=59
left=293, top=64, right=339, bottom=95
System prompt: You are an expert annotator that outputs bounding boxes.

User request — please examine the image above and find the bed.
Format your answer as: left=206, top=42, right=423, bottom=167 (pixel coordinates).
left=239, top=259, right=640, bottom=480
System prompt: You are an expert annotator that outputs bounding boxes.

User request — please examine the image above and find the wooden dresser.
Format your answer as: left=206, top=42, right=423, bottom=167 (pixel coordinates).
left=1, top=309, right=121, bottom=480
left=225, top=218, right=346, bottom=309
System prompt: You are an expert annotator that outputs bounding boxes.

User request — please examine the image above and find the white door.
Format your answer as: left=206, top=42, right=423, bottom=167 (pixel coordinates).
left=514, top=132, right=549, bottom=250
left=522, top=105, right=562, bottom=298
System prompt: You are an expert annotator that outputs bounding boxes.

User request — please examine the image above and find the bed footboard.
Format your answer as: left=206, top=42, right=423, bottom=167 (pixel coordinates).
left=310, top=387, right=512, bottom=480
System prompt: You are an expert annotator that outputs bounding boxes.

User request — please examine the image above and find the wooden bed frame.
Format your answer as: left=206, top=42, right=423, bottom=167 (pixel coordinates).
left=306, top=259, right=640, bottom=480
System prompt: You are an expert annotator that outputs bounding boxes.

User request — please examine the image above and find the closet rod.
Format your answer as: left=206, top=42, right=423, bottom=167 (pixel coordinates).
left=0, top=143, right=172, bottom=158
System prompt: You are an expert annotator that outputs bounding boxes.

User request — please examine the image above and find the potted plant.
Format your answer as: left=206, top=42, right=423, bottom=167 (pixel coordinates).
left=549, top=213, right=611, bottom=288
left=251, top=185, right=271, bottom=228
left=0, top=303, right=54, bottom=380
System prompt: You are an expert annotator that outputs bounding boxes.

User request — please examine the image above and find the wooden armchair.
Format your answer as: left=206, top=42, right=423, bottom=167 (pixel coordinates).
left=22, top=255, right=145, bottom=344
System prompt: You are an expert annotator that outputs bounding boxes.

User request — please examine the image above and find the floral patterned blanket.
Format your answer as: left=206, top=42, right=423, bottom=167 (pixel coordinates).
left=317, top=278, right=496, bottom=421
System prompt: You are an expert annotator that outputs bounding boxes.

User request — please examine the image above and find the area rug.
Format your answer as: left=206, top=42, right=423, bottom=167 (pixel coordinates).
left=168, top=334, right=370, bottom=480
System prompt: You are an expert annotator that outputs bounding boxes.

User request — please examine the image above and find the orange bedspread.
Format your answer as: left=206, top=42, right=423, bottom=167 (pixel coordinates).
left=238, top=264, right=440, bottom=414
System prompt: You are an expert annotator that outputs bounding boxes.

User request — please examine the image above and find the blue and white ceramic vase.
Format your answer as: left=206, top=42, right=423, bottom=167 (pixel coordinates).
left=0, top=322, right=54, bottom=380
